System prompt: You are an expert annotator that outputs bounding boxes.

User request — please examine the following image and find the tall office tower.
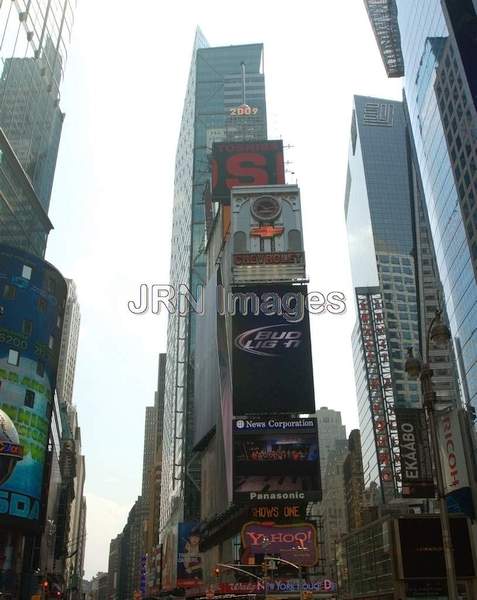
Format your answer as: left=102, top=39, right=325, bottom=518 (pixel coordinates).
left=56, top=279, right=81, bottom=406
left=64, top=412, right=86, bottom=599
left=315, top=407, right=347, bottom=481
left=142, top=405, right=158, bottom=500
left=343, top=430, right=365, bottom=532
left=321, top=440, right=348, bottom=577
left=107, top=534, right=122, bottom=600
left=365, top=0, right=477, bottom=408
left=0, top=1, right=76, bottom=212
left=160, top=30, right=267, bottom=532
left=345, top=95, right=459, bottom=504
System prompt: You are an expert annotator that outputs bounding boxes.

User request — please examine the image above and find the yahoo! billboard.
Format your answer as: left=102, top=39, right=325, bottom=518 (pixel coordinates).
left=241, top=521, right=318, bottom=567
left=232, top=284, right=315, bottom=415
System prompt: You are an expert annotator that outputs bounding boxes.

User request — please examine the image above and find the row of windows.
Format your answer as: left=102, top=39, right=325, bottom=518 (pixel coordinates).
left=3, top=284, right=60, bottom=318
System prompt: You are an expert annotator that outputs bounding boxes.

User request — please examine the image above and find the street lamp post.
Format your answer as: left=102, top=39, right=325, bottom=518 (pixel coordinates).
left=405, top=310, right=459, bottom=600
left=263, top=555, right=304, bottom=600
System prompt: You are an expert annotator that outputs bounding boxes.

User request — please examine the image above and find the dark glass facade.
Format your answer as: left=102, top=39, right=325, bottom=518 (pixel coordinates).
left=160, top=31, right=268, bottom=535
left=391, top=1, right=477, bottom=408
left=346, top=96, right=421, bottom=502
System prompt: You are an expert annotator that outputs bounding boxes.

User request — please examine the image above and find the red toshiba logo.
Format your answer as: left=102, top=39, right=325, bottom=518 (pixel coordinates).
left=250, top=225, right=284, bottom=239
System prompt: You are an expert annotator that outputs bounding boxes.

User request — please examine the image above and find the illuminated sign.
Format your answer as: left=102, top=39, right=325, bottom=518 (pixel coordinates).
left=250, top=225, right=284, bottom=239
left=357, top=290, right=400, bottom=496
left=437, top=409, right=469, bottom=494
left=233, top=417, right=321, bottom=504
left=0, top=245, right=66, bottom=529
left=233, top=252, right=304, bottom=266
left=232, top=284, right=314, bottom=415
left=229, top=104, right=259, bottom=117
left=218, top=579, right=336, bottom=594
left=249, top=504, right=305, bottom=520
left=241, top=521, right=318, bottom=567
left=211, top=140, right=285, bottom=205
left=396, top=408, right=434, bottom=498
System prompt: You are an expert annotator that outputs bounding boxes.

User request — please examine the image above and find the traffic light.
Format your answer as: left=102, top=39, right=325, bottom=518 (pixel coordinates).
left=214, top=567, right=220, bottom=578
left=42, top=580, right=49, bottom=592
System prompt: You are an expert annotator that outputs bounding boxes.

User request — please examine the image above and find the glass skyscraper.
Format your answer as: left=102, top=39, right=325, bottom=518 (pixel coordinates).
left=160, top=30, right=267, bottom=533
left=366, top=0, right=477, bottom=408
left=0, top=0, right=76, bottom=212
left=345, top=95, right=459, bottom=503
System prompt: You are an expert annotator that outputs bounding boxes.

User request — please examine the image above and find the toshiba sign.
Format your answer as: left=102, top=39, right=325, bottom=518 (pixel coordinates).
left=437, top=409, right=469, bottom=494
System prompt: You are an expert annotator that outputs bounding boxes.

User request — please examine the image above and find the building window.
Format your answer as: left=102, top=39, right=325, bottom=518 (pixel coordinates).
left=3, top=285, right=16, bottom=300
left=22, top=320, right=33, bottom=336
left=47, top=278, right=56, bottom=295
left=22, top=265, right=32, bottom=280
left=7, top=349, right=19, bottom=366
left=288, top=229, right=302, bottom=251
left=38, top=297, right=47, bottom=312
left=233, top=232, right=247, bottom=253
left=24, top=390, right=35, bottom=409
left=36, top=361, right=45, bottom=377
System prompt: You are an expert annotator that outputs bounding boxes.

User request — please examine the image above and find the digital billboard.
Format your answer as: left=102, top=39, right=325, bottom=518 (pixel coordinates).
left=395, top=408, right=434, bottom=498
left=241, top=521, right=319, bottom=567
left=177, top=522, right=203, bottom=589
left=397, top=516, right=474, bottom=579
left=232, top=284, right=314, bottom=415
left=233, top=417, right=321, bottom=503
left=211, top=140, right=285, bottom=205
left=0, top=245, right=66, bottom=530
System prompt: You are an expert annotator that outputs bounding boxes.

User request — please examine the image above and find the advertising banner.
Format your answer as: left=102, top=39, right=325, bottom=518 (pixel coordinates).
left=218, top=579, right=336, bottom=595
left=233, top=417, right=321, bottom=503
left=177, top=522, right=203, bottom=589
left=241, top=521, right=319, bottom=567
left=397, top=516, right=474, bottom=579
left=211, top=140, right=285, bottom=205
left=231, top=284, right=314, bottom=415
left=436, top=408, right=469, bottom=494
left=395, top=408, right=434, bottom=498
left=0, top=246, right=66, bottom=530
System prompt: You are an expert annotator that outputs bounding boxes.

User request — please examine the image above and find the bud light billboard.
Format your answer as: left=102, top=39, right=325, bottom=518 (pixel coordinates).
left=233, top=417, right=321, bottom=504
left=211, top=140, right=285, bottom=205
left=231, top=284, right=314, bottom=415
left=0, top=245, right=66, bottom=530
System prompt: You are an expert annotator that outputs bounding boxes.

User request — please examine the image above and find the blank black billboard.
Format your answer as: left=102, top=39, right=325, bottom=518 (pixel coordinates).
left=231, top=284, right=315, bottom=415
left=398, top=516, right=474, bottom=579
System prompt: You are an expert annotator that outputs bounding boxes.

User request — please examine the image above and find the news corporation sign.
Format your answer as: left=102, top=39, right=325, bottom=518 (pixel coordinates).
left=233, top=418, right=315, bottom=432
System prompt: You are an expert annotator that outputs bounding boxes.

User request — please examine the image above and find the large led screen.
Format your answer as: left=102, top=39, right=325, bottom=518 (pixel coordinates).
left=0, top=245, right=66, bottom=529
left=232, top=284, right=314, bottom=415
left=233, top=417, right=321, bottom=503
left=211, top=140, right=285, bottom=205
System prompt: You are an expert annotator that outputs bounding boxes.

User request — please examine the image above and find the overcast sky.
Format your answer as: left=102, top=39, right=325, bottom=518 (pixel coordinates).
left=45, top=0, right=403, bottom=579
